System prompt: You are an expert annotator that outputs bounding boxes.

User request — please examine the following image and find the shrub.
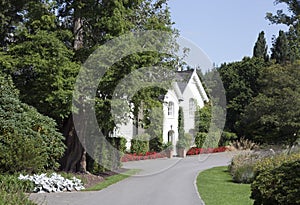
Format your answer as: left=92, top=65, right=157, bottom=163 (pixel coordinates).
left=195, top=132, right=207, bottom=148
left=87, top=136, right=126, bottom=174
left=230, top=137, right=258, bottom=150
left=218, top=131, right=238, bottom=146
left=149, top=134, right=163, bottom=152
left=0, top=73, right=65, bottom=173
left=251, top=153, right=300, bottom=205
left=162, top=142, right=173, bottom=151
left=0, top=174, right=35, bottom=205
left=130, top=134, right=150, bottom=155
left=228, top=151, right=261, bottom=184
left=176, top=133, right=193, bottom=150
left=107, top=136, right=127, bottom=153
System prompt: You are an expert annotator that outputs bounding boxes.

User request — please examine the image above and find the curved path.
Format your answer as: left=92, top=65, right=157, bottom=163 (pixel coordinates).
left=30, top=152, right=234, bottom=205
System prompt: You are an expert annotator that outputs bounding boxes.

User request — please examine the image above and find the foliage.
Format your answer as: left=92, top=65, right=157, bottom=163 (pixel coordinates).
left=2, top=30, right=80, bottom=123
left=218, top=131, right=238, bottom=146
left=228, top=151, right=262, bottom=184
left=197, top=166, right=253, bottom=205
left=253, top=31, right=269, bottom=61
left=0, top=72, right=65, bottom=173
left=271, top=30, right=290, bottom=64
left=266, top=0, right=300, bottom=62
left=229, top=138, right=258, bottom=151
left=195, top=132, right=207, bottom=148
left=146, top=103, right=164, bottom=152
left=178, top=106, right=185, bottom=140
left=162, top=141, right=173, bottom=151
left=0, top=0, right=177, bottom=173
left=86, top=136, right=127, bottom=174
left=18, top=173, right=84, bottom=193
left=251, top=153, right=300, bottom=205
left=107, top=137, right=127, bottom=154
left=194, top=103, right=212, bottom=148
left=240, top=63, right=300, bottom=145
left=218, top=57, right=268, bottom=134
left=254, top=152, right=300, bottom=176
left=195, top=104, right=212, bottom=133
left=176, top=133, right=192, bottom=150
left=130, top=134, right=150, bottom=155
left=0, top=174, right=35, bottom=205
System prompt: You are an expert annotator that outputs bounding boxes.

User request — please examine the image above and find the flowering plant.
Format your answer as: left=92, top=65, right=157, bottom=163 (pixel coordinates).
left=121, top=151, right=166, bottom=162
left=186, top=146, right=226, bottom=156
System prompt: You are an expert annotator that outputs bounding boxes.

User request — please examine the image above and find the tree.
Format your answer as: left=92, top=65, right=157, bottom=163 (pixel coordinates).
left=266, top=0, right=300, bottom=26
left=0, top=72, right=65, bottom=173
left=5, top=31, right=80, bottom=123
left=267, top=0, right=300, bottom=62
left=253, top=31, right=269, bottom=61
left=239, top=63, right=300, bottom=145
left=0, top=0, right=30, bottom=47
left=218, top=57, right=268, bottom=134
left=271, top=30, right=290, bottom=64
left=178, top=107, right=185, bottom=140
left=1, top=0, right=177, bottom=173
left=70, top=0, right=176, bottom=172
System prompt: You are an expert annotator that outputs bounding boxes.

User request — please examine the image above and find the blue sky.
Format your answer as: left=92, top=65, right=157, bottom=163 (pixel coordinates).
left=169, top=0, right=290, bottom=66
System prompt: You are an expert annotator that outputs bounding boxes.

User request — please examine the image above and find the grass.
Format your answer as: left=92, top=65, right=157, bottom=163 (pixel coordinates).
left=84, top=169, right=140, bottom=191
left=197, top=166, right=253, bottom=205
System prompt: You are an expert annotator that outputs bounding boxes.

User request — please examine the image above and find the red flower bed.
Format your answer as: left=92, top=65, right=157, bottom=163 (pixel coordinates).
left=186, top=146, right=226, bottom=156
left=121, top=151, right=166, bottom=162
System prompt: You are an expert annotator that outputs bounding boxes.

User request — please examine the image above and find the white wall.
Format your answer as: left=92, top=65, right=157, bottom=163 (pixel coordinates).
left=163, top=89, right=179, bottom=154
left=181, top=72, right=207, bottom=135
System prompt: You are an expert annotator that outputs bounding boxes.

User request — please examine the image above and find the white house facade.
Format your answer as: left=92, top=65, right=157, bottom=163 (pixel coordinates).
left=116, top=69, right=209, bottom=153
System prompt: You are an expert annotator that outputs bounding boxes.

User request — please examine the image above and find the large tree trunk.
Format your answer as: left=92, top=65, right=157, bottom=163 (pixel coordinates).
left=60, top=117, right=86, bottom=172
left=73, top=17, right=83, bottom=50
left=60, top=15, right=87, bottom=173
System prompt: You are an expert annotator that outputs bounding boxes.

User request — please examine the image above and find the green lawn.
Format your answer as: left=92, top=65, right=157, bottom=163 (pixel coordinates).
left=197, top=166, right=253, bottom=205
left=84, top=169, right=140, bottom=191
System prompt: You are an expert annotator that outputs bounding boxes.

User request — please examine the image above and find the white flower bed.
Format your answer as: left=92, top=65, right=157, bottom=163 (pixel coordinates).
left=18, top=173, right=85, bottom=193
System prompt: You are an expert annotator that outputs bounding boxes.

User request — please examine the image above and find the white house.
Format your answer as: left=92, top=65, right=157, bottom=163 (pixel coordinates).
left=116, top=69, right=209, bottom=153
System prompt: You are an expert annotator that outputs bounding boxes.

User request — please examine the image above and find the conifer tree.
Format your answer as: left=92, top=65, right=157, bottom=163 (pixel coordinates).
left=253, top=31, right=269, bottom=61
left=271, top=30, right=290, bottom=64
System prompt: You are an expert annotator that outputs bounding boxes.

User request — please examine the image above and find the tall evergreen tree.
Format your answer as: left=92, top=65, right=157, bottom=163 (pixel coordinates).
left=253, top=31, right=269, bottom=61
left=271, top=30, right=290, bottom=64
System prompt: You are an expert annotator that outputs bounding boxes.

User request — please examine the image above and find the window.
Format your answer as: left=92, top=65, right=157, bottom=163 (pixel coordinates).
left=189, top=98, right=195, bottom=116
left=168, top=101, right=174, bottom=116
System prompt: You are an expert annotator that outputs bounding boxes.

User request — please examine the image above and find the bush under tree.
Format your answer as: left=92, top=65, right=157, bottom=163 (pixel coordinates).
left=0, top=72, right=65, bottom=173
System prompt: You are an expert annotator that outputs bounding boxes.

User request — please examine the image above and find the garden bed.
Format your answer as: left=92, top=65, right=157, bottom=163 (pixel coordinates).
left=186, top=146, right=227, bottom=155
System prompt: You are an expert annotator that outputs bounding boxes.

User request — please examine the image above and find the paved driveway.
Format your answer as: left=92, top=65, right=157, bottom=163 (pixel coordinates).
left=30, top=152, right=234, bottom=205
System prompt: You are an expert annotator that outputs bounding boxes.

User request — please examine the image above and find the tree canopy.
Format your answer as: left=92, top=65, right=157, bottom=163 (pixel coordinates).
left=240, top=63, right=300, bottom=145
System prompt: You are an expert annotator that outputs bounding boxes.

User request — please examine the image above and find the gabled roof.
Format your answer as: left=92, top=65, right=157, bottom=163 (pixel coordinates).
left=175, top=70, right=194, bottom=93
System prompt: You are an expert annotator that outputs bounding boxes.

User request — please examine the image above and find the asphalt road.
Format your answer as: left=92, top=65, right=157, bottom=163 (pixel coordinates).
left=30, top=152, right=234, bottom=205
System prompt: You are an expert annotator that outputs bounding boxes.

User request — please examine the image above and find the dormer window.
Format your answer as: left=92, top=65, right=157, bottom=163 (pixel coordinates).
left=168, top=101, right=174, bottom=116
